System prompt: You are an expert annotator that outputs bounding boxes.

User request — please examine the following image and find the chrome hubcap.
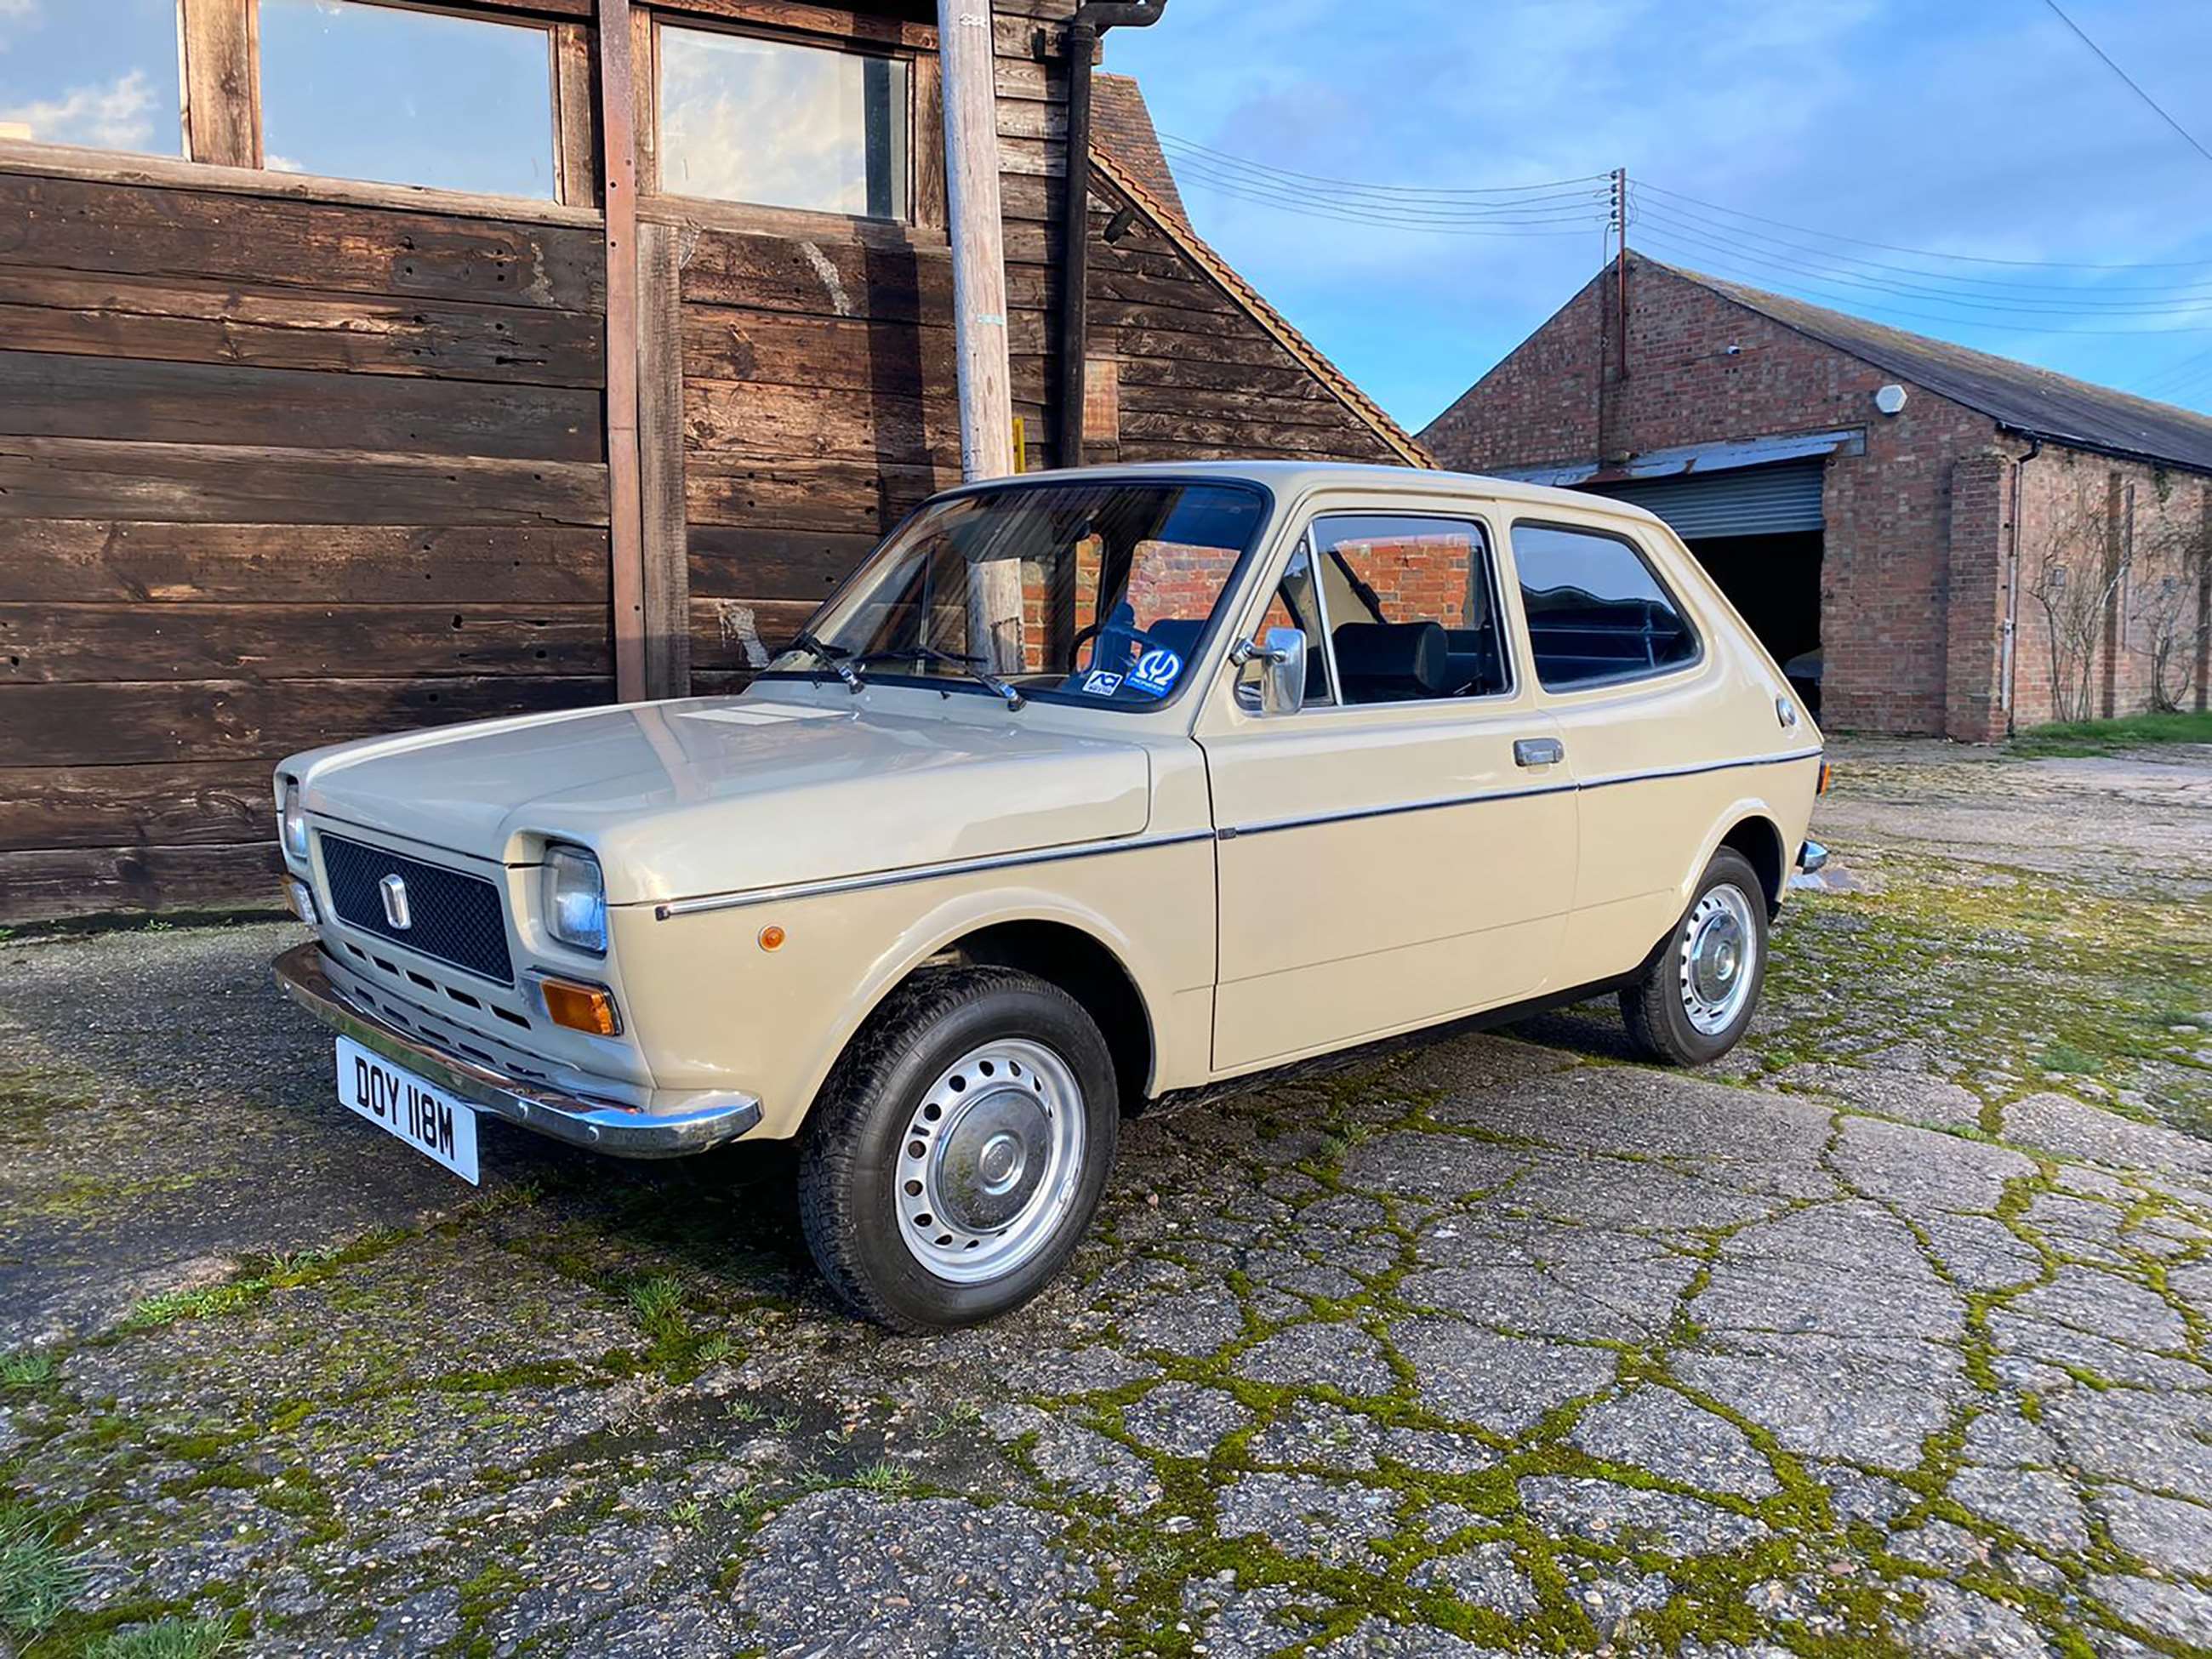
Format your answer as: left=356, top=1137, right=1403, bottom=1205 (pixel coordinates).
left=894, top=1039, right=1085, bottom=1284
left=1679, top=882, right=1759, bottom=1036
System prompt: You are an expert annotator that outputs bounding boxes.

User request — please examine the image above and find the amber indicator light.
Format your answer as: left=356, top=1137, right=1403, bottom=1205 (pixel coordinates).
left=757, top=924, right=787, bottom=952
left=1817, top=761, right=1834, bottom=796
left=540, top=977, right=620, bottom=1036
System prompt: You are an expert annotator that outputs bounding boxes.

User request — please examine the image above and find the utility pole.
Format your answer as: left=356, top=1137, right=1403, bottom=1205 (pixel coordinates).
left=938, top=0, right=1023, bottom=670
left=1613, top=167, right=1628, bottom=383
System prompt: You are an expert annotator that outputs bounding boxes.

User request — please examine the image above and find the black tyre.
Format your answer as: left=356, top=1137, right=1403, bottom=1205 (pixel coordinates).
left=797, top=967, right=1119, bottom=1331
left=1618, top=848, right=1769, bottom=1067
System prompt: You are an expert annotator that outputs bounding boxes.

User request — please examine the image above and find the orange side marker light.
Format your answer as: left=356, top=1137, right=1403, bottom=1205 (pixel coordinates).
left=540, top=977, right=620, bottom=1036
left=1817, top=761, right=1834, bottom=796
left=758, top=925, right=786, bottom=953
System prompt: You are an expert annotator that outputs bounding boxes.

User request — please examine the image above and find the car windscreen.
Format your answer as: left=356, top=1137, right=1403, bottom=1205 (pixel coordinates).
left=763, top=479, right=1270, bottom=709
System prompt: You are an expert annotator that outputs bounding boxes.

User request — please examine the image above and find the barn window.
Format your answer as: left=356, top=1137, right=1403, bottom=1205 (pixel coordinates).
left=259, top=0, right=556, bottom=198
left=0, top=0, right=184, bottom=157
left=658, top=26, right=909, bottom=221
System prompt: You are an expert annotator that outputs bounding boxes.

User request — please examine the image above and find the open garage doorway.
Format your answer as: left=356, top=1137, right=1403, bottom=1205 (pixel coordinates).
left=1580, top=458, right=1827, bottom=713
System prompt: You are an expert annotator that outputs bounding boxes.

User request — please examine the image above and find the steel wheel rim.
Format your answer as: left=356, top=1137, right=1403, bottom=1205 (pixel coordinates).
left=893, top=1038, right=1086, bottom=1284
left=1678, top=882, right=1758, bottom=1036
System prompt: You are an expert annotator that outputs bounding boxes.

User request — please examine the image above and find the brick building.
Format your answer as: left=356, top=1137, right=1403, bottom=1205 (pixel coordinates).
left=1421, top=254, right=2212, bottom=738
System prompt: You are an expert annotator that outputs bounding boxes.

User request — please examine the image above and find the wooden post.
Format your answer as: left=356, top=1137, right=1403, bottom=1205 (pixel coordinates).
left=637, top=220, right=690, bottom=699
left=180, top=0, right=261, bottom=168
left=599, top=0, right=648, bottom=704
left=937, top=0, right=1023, bottom=670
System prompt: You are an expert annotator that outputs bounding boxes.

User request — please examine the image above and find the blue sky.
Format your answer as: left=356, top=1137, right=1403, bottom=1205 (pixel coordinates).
left=1107, top=0, right=2212, bottom=433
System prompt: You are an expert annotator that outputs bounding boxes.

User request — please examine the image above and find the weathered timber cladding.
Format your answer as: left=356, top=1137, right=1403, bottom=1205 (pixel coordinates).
left=3, top=0, right=1412, bottom=919
left=681, top=28, right=1412, bottom=678
left=0, top=160, right=612, bottom=920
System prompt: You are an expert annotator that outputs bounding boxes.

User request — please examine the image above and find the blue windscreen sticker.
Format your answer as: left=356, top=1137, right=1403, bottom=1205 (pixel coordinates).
left=1127, top=648, right=1182, bottom=698
left=1080, top=669, right=1125, bottom=697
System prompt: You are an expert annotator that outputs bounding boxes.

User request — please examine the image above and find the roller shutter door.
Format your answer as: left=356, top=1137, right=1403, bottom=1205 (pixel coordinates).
left=1581, top=459, right=1825, bottom=540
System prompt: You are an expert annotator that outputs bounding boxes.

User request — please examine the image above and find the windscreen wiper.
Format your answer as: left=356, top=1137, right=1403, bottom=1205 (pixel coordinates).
left=784, top=630, right=863, bottom=693
left=849, top=644, right=1025, bottom=710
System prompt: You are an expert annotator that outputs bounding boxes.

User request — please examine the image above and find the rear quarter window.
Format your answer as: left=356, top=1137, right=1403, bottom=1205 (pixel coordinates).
left=1511, top=521, right=1699, bottom=691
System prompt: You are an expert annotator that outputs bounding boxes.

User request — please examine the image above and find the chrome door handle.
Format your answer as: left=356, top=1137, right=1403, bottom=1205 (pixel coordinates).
left=1514, top=738, right=1565, bottom=767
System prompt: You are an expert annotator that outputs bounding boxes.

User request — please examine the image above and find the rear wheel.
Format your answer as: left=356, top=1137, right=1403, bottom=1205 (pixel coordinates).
left=1619, top=848, right=1768, bottom=1067
left=797, top=968, right=1118, bottom=1331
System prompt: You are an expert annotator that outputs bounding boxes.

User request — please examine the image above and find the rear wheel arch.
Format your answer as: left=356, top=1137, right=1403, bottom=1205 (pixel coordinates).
left=1717, top=813, right=1787, bottom=916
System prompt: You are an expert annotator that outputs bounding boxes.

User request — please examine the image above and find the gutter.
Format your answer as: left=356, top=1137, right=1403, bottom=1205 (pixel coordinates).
left=2001, top=436, right=2042, bottom=732
left=1055, top=2, right=1167, bottom=470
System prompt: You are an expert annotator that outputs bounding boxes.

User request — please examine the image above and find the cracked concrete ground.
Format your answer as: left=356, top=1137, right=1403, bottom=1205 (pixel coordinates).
left=2, top=738, right=2209, bottom=1657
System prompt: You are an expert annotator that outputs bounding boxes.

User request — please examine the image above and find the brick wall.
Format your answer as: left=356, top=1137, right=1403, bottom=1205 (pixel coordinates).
left=2009, top=451, right=2212, bottom=727
left=1422, top=256, right=2002, bottom=736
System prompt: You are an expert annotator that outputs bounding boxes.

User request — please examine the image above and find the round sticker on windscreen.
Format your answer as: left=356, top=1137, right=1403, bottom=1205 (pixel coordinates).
left=1127, top=648, right=1182, bottom=698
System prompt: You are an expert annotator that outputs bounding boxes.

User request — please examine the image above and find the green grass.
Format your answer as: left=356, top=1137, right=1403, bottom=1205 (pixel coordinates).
left=0, top=1501, right=81, bottom=1639
left=1, top=1350, right=56, bottom=1389
left=84, top=1616, right=235, bottom=1659
left=2008, top=708, right=2212, bottom=757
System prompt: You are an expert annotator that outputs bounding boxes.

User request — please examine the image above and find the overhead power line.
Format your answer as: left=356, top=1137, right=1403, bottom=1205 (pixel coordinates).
left=2038, top=0, right=2212, bottom=168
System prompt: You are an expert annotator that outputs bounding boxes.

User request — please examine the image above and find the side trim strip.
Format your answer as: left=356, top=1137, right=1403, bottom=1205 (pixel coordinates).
left=651, top=829, right=1217, bottom=920
left=1218, top=747, right=1823, bottom=840
left=1577, top=748, right=1825, bottom=791
left=649, top=748, right=1823, bottom=921
left=1225, top=778, right=1579, bottom=839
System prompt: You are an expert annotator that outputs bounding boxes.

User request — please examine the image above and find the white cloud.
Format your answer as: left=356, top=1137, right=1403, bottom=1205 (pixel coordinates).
left=0, top=66, right=157, bottom=150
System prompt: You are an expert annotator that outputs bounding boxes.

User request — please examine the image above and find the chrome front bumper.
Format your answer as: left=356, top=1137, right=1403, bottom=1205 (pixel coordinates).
left=1798, top=839, right=1829, bottom=874
left=271, top=943, right=761, bottom=1159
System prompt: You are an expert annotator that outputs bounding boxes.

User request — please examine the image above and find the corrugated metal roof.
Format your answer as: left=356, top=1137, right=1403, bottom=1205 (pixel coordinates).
left=1650, top=254, right=2212, bottom=476
left=1494, top=427, right=1864, bottom=488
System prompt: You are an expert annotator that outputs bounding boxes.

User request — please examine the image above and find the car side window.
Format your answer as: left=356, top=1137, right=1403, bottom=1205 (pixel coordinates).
left=1235, top=539, right=1336, bottom=708
left=1308, top=515, right=1512, bottom=705
left=1511, top=521, right=1699, bottom=691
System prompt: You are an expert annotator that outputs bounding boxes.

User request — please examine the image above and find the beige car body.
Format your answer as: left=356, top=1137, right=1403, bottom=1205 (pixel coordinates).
left=273, top=463, right=1821, bottom=1149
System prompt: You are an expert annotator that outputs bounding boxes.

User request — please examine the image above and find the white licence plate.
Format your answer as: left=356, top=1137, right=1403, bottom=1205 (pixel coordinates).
left=335, top=1036, right=481, bottom=1185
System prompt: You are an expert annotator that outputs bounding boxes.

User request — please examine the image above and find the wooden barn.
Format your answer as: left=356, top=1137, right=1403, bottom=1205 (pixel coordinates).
left=0, top=0, right=1425, bottom=924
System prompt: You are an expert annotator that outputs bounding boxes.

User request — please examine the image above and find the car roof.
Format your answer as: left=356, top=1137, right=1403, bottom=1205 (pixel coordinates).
left=961, top=460, right=1672, bottom=531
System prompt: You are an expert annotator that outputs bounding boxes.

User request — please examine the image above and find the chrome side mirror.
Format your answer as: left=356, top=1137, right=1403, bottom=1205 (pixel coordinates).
left=1233, top=627, right=1307, bottom=716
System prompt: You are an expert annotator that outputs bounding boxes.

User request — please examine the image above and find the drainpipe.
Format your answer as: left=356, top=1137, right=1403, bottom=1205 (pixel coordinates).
left=1055, top=1, right=1166, bottom=470
left=2001, top=436, right=2042, bottom=733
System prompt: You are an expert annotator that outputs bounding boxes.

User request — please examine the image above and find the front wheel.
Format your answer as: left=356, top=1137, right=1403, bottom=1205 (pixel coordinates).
left=797, top=968, right=1119, bottom=1331
left=1618, top=848, right=1769, bottom=1066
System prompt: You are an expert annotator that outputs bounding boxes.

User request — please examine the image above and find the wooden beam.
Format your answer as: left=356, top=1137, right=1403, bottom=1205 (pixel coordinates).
left=938, top=0, right=1015, bottom=483
left=599, top=0, right=648, bottom=703
left=180, top=0, right=261, bottom=168
left=937, top=0, right=1019, bottom=669
left=553, top=20, right=602, bottom=207
left=637, top=219, right=691, bottom=698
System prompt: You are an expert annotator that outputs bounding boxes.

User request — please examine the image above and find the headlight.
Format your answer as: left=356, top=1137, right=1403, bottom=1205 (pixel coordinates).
left=543, top=844, right=607, bottom=955
left=280, top=779, right=309, bottom=864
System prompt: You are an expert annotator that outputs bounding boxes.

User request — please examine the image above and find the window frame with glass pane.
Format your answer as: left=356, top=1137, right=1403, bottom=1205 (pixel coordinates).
left=1508, top=518, right=1704, bottom=694
left=0, top=0, right=187, bottom=160
left=1286, top=512, right=1517, bottom=709
left=652, top=19, right=915, bottom=224
left=256, top=0, right=560, bottom=202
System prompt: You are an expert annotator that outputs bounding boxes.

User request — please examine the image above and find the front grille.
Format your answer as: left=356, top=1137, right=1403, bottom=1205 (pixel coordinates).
left=320, top=833, right=514, bottom=985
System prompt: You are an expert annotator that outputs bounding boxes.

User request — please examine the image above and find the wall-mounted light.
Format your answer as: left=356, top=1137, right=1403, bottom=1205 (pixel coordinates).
left=1874, top=384, right=1908, bottom=416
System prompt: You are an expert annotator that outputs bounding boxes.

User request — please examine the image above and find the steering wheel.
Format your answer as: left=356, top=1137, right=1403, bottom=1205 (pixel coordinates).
left=1071, top=616, right=1178, bottom=673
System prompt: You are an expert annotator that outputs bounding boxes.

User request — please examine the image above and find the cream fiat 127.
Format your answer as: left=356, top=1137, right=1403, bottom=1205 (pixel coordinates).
left=271, top=463, right=1826, bottom=1330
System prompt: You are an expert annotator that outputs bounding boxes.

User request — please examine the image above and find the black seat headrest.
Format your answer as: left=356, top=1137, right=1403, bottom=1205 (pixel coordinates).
left=1332, top=620, right=1449, bottom=698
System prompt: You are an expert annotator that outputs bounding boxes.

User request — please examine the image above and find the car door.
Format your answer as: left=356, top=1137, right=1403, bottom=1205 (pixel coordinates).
left=1195, top=509, right=1579, bottom=1074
